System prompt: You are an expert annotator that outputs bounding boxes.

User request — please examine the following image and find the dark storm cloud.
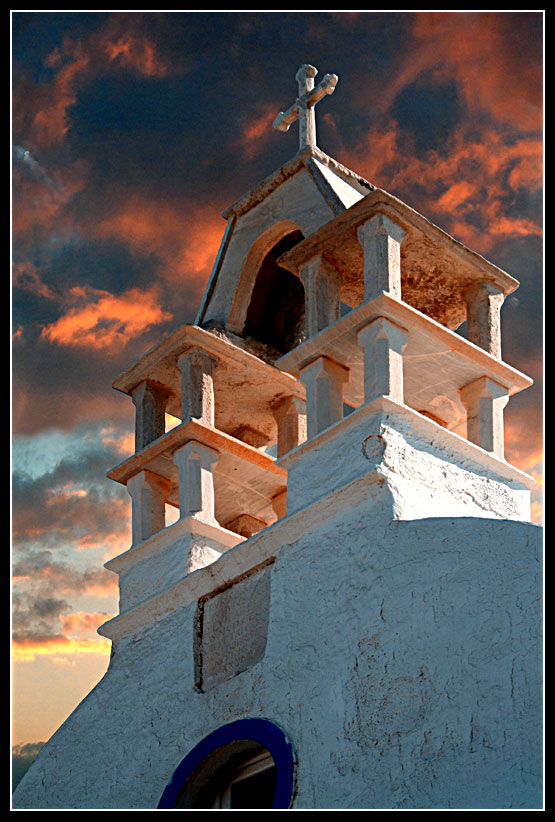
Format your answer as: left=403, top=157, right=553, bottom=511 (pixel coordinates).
left=391, top=78, right=463, bottom=155
left=45, top=12, right=417, bottom=203
left=12, top=12, right=109, bottom=68
left=15, top=235, right=160, bottom=300
left=65, top=73, right=194, bottom=185
left=12, top=591, right=72, bottom=641
left=13, top=550, right=114, bottom=596
left=12, top=336, right=133, bottom=435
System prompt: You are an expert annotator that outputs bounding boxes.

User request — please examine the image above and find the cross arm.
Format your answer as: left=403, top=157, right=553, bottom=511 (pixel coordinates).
left=273, top=73, right=339, bottom=133
left=306, top=73, right=338, bottom=106
left=273, top=104, right=300, bottom=132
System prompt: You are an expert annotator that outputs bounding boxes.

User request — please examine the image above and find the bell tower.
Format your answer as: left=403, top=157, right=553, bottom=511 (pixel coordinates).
left=13, top=66, right=541, bottom=811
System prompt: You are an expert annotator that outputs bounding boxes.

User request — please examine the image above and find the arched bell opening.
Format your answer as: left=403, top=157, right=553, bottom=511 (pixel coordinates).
left=242, top=230, right=305, bottom=356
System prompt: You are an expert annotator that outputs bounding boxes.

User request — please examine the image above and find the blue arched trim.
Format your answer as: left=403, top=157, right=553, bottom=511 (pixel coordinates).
left=157, top=718, right=295, bottom=809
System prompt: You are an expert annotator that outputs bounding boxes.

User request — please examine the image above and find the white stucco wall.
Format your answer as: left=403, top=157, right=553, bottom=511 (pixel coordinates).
left=13, top=498, right=542, bottom=810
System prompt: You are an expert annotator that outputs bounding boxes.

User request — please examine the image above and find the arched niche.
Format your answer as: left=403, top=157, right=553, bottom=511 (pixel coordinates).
left=227, top=222, right=305, bottom=355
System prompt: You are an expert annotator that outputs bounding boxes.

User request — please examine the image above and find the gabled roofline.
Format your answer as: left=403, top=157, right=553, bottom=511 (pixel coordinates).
left=221, top=145, right=374, bottom=220
left=196, top=147, right=375, bottom=326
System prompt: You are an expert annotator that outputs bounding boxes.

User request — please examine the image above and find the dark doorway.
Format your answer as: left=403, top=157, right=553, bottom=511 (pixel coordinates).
left=243, top=230, right=305, bottom=355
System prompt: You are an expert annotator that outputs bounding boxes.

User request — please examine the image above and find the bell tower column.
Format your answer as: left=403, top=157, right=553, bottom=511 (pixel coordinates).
left=460, top=376, right=510, bottom=459
left=357, top=213, right=405, bottom=302
left=127, top=470, right=170, bottom=545
left=463, top=281, right=505, bottom=359
left=177, top=347, right=218, bottom=425
left=357, top=317, right=408, bottom=405
left=299, top=255, right=341, bottom=338
left=299, top=356, right=349, bottom=439
left=173, top=441, right=220, bottom=525
left=131, top=380, right=169, bottom=452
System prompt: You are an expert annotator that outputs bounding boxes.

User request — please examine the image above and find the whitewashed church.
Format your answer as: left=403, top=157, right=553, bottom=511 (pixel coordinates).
left=13, top=65, right=542, bottom=810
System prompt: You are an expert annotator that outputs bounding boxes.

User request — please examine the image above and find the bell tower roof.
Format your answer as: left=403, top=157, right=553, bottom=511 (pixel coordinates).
left=196, top=65, right=374, bottom=337
left=196, top=144, right=373, bottom=335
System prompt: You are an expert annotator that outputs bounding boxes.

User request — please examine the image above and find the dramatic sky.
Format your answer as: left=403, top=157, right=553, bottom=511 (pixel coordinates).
left=12, top=11, right=543, bottom=748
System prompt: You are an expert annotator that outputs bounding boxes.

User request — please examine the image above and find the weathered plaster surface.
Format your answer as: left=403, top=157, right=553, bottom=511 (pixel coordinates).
left=105, top=517, right=243, bottom=614
left=117, top=533, right=223, bottom=612
left=281, top=400, right=531, bottom=522
left=14, top=498, right=541, bottom=809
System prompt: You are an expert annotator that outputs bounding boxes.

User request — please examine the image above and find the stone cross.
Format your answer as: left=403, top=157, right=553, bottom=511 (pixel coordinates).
left=273, top=64, right=338, bottom=150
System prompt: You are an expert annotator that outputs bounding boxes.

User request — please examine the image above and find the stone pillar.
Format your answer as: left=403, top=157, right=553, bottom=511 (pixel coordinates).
left=299, top=255, right=341, bottom=338
left=271, top=395, right=307, bottom=457
left=460, top=376, right=509, bottom=458
left=357, top=213, right=405, bottom=302
left=173, top=441, right=219, bottom=524
left=299, top=356, right=349, bottom=439
left=177, top=347, right=218, bottom=426
left=131, top=381, right=169, bottom=452
left=463, top=281, right=505, bottom=359
left=127, top=470, right=170, bottom=545
left=271, top=489, right=287, bottom=520
left=357, top=317, right=408, bottom=405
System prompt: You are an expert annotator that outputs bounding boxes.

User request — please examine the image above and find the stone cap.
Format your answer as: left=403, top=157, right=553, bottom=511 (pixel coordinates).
left=277, top=188, right=520, bottom=330
left=112, top=323, right=305, bottom=444
left=276, top=292, right=532, bottom=430
left=107, top=418, right=287, bottom=527
left=104, top=515, right=244, bottom=576
left=277, top=394, right=537, bottom=490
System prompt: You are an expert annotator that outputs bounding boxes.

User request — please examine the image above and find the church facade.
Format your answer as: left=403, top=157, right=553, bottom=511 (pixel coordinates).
left=13, top=66, right=542, bottom=810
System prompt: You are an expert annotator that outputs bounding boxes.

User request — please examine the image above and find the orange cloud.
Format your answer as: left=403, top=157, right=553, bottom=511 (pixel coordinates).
left=30, top=45, right=90, bottom=145
left=13, top=261, right=57, bottom=300
left=17, top=18, right=175, bottom=150
left=238, top=105, right=279, bottom=158
left=74, top=577, right=119, bottom=599
left=530, top=500, right=543, bottom=526
left=344, top=123, right=542, bottom=254
left=40, top=286, right=172, bottom=352
left=504, top=434, right=543, bottom=477
left=503, top=398, right=543, bottom=529
left=60, top=611, right=114, bottom=635
left=103, top=31, right=170, bottom=77
left=78, top=521, right=132, bottom=560
left=398, top=12, right=542, bottom=132
left=335, top=14, right=542, bottom=256
left=12, top=374, right=134, bottom=435
left=100, top=425, right=135, bottom=455
left=435, top=180, right=476, bottom=212
left=45, top=484, right=87, bottom=504
left=93, top=196, right=225, bottom=288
